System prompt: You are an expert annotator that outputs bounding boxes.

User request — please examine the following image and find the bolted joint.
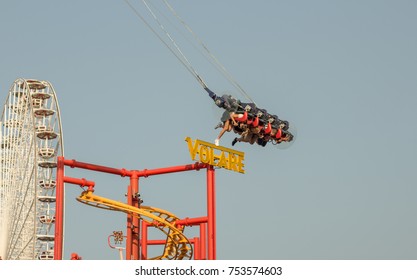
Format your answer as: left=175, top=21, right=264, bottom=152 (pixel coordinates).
left=133, top=192, right=143, bottom=204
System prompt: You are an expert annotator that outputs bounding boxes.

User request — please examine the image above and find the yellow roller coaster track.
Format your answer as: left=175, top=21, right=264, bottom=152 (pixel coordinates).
left=76, top=190, right=193, bottom=260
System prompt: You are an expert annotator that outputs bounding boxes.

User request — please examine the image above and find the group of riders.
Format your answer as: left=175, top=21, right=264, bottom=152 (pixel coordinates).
left=203, top=86, right=294, bottom=148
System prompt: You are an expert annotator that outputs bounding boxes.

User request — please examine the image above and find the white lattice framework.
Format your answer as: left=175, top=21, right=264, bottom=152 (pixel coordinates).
left=0, top=78, right=64, bottom=260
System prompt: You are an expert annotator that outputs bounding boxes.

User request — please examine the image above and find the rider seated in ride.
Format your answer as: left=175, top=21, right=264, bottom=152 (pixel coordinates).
left=204, top=85, right=292, bottom=147
left=214, top=109, right=243, bottom=146
left=204, top=86, right=243, bottom=146
left=232, top=124, right=262, bottom=146
left=232, top=120, right=293, bottom=147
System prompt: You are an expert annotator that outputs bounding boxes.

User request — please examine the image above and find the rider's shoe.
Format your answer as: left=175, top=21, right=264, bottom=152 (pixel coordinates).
left=214, top=122, right=223, bottom=129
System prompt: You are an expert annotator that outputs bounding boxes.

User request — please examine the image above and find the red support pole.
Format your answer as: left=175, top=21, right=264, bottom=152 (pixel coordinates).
left=207, top=165, right=216, bottom=260
left=211, top=167, right=217, bottom=259
left=200, top=223, right=207, bottom=260
left=54, top=156, right=64, bottom=260
left=141, top=221, right=148, bottom=260
left=193, top=237, right=200, bottom=260
left=126, top=182, right=132, bottom=260
left=131, top=172, right=140, bottom=260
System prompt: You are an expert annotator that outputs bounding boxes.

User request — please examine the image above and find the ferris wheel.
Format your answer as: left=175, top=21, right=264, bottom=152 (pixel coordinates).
left=0, top=78, right=64, bottom=260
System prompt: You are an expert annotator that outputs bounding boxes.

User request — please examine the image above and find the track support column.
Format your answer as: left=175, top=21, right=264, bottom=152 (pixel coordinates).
left=54, top=156, right=64, bottom=260
left=207, top=165, right=216, bottom=260
left=126, top=172, right=140, bottom=260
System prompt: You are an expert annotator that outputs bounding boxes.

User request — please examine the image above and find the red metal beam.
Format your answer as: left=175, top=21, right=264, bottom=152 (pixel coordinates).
left=175, top=216, right=208, bottom=226
left=63, top=159, right=131, bottom=177
left=136, top=162, right=208, bottom=177
left=54, top=157, right=64, bottom=260
left=146, top=239, right=166, bottom=245
left=63, top=176, right=95, bottom=189
left=62, top=159, right=208, bottom=178
left=207, top=166, right=216, bottom=260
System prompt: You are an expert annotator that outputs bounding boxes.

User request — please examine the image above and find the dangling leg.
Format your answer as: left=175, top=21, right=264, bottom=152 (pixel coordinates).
left=215, top=119, right=232, bottom=146
left=249, top=133, right=259, bottom=145
left=232, top=129, right=253, bottom=146
left=214, top=122, right=223, bottom=129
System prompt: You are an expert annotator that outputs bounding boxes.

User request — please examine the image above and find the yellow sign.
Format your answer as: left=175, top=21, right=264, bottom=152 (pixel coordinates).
left=185, top=137, right=245, bottom=174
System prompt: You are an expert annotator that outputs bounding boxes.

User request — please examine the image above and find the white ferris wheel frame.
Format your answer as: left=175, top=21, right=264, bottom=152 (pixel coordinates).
left=0, top=78, right=64, bottom=260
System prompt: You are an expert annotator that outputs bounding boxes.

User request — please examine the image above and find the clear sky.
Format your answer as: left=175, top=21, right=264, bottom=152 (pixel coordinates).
left=1, top=0, right=416, bottom=260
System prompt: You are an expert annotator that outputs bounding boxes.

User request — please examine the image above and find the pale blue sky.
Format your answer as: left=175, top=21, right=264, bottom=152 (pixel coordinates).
left=1, top=0, right=417, bottom=260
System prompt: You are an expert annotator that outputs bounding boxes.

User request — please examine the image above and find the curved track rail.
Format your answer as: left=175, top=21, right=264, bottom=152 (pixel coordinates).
left=76, top=190, right=193, bottom=260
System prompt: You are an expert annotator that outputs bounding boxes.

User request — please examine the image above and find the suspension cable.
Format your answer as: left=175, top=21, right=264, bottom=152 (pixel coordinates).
left=162, top=0, right=256, bottom=105
left=124, top=0, right=203, bottom=86
left=124, top=0, right=257, bottom=106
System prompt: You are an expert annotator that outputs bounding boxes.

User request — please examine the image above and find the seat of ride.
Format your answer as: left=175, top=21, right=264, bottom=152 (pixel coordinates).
left=233, top=111, right=247, bottom=122
left=36, top=126, right=58, bottom=140
left=39, top=215, right=56, bottom=224
left=37, top=196, right=56, bottom=203
left=38, top=160, right=58, bottom=168
left=37, top=235, right=55, bottom=242
left=34, top=108, right=55, bottom=118
left=31, top=91, right=52, bottom=100
left=32, top=98, right=45, bottom=109
left=22, top=79, right=47, bottom=90
left=38, top=147, right=55, bottom=159
left=38, top=250, right=54, bottom=260
left=39, top=179, right=56, bottom=189
left=263, top=122, right=272, bottom=134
